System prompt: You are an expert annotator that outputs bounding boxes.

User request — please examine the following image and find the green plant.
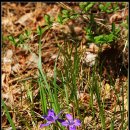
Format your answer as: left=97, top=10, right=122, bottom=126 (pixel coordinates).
left=8, top=29, right=31, bottom=50
left=91, top=66, right=106, bottom=130
left=8, top=35, right=17, bottom=46
left=85, top=22, right=120, bottom=44
left=99, top=2, right=119, bottom=13
left=44, top=14, right=53, bottom=25
left=57, top=8, right=80, bottom=24
left=79, top=2, right=95, bottom=12
left=2, top=99, right=16, bottom=130
left=37, top=26, right=65, bottom=130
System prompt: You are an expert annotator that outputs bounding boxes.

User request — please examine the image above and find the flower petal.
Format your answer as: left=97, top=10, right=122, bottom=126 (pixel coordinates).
left=61, top=120, right=69, bottom=126
left=40, top=122, right=51, bottom=128
left=46, top=116, right=54, bottom=121
left=48, top=109, right=55, bottom=117
left=66, top=114, right=73, bottom=121
left=74, top=119, right=81, bottom=126
left=69, top=125, right=76, bottom=130
left=56, top=110, right=63, bottom=118
left=41, top=115, right=47, bottom=119
left=57, top=118, right=65, bottom=123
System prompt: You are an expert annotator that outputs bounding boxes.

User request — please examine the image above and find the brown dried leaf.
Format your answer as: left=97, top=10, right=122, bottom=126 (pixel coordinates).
left=78, top=92, right=90, bottom=104
left=2, top=88, right=15, bottom=108
left=52, top=23, right=71, bottom=34
left=2, top=114, right=7, bottom=127
left=1, top=73, right=9, bottom=91
left=121, top=8, right=128, bottom=20
left=2, top=73, right=6, bottom=87
left=26, top=52, right=39, bottom=68
left=89, top=43, right=99, bottom=53
left=19, top=56, right=26, bottom=65
left=109, top=13, right=122, bottom=23
left=11, top=63, right=21, bottom=73
left=47, top=4, right=60, bottom=18
left=3, top=49, right=13, bottom=60
left=109, top=9, right=128, bottom=24
left=15, top=12, right=33, bottom=26
left=84, top=116, right=92, bottom=124
left=3, top=49, right=13, bottom=73
left=73, top=26, right=83, bottom=35
left=2, top=17, right=13, bottom=26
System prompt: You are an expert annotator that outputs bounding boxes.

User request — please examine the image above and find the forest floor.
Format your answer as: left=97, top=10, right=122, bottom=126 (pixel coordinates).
left=2, top=2, right=128, bottom=130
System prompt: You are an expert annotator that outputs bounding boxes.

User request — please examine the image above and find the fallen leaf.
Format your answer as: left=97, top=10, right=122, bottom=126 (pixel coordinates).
left=121, top=8, right=128, bottom=20
left=89, top=43, right=99, bottom=53
left=47, top=4, right=60, bottom=18
left=26, top=52, right=39, bottom=67
left=2, top=73, right=6, bottom=87
left=3, top=49, right=13, bottom=73
left=4, top=49, right=13, bottom=60
left=15, top=12, right=33, bottom=26
left=11, top=63, right=20, bottom=73
left=2, top=17, right=13, bottom=26
left=74, top=26, right=83, bottom=35
left=84, top=116, right=92, bottom=124
left=109, top=9, right=128, bottom=24
left=18, top=55, right=26, bottom=65
left=51, top=54, right=58, bottom=59
left=109, top=13, right=122, bottom=23
left=78, top=92, right=90, bottom=103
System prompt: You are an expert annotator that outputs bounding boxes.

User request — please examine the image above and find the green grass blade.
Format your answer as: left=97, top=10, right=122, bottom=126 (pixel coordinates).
left=2, top=99, right=16, bottom=130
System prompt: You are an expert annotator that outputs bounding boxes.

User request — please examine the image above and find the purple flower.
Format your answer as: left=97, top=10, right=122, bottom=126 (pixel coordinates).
left=61, top=114, right=81, bottom=130
left=40, top=109, right=64, bottom=128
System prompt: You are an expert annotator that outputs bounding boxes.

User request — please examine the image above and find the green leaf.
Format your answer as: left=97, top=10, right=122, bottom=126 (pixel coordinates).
left=94, top=35, right=105, bottom=44
left=79, top=2, right=88, bottom=9
left=37, top=26, right=43, bottom=35
left=8, top=36, right=17, bottom=46
left=87, top=35, right=94, bottom=42
left=99, top=4, right=104, bottom=10
left=2, top=35, right=7, bottom=42
left=18, top=34, right=24, bottom=44
left=112, top=23, right=115, bottom=32
left=57, top=14, right=63, bottom=24
left=106, top=2, right=111, bottom=8
left=85, top=3, right=94, bottom=12
left=62, top=18, right=69, bottom=23
left=44, top=14, right=52, bottom=25
left=110, top=118, right=114, bottom=130
left=25, top=30, right=31, bottom=37
left=8, top=35, right=15, bottom=42
left=2, top=100, right=16, bottom=130
left=115, top=28, right=120, bottom=35
left=121, top=22, right=128, bottom=29
left=107, top=33, right=115, bottom=42
left=106, top=9, right=113, bottom=13
left=62, top=9, right=69, bottom=15
left=70, top=14, right=79, bottom=19
left=44, top=14, right=50, bottom=22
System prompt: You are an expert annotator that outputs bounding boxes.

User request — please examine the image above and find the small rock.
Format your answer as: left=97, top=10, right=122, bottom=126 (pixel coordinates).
left=83, top=52, right=97, bottom=67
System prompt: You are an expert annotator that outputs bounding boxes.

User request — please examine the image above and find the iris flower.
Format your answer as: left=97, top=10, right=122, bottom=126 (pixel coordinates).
left=40, top=109, right=64, bottom=128
left=61, top=114, right=81, bottom=130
